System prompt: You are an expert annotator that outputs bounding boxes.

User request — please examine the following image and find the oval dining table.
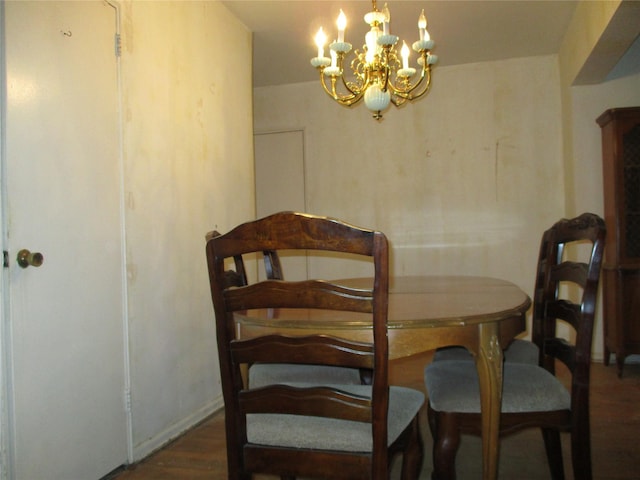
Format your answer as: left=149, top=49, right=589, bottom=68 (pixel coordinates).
left=234, top=275, right=532, bottom=480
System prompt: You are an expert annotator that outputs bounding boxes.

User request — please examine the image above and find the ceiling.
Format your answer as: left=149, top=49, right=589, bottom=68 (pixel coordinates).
left=221, top=0, right=580, bottom=87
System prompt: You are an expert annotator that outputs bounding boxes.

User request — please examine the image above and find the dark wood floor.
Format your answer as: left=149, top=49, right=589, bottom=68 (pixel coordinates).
left=111, top=351, right=640, bottom=479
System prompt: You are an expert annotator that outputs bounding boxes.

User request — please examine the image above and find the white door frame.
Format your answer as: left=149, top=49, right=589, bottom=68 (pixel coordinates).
left=104, top=0, right=135, bottom=465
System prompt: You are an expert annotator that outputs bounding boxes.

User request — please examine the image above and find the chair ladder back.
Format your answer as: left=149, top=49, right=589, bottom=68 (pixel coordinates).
left=539, top=213, right=606, bottom=377
left=204, top=212, right=414, bottom=480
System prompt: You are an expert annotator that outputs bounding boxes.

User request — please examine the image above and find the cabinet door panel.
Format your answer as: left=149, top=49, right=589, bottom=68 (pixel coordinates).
left=621, top=271, right=640, bottom=343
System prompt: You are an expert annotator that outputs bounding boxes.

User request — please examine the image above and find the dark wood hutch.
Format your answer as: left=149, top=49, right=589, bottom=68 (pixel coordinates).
left=596, top=107, right=640, bottom=377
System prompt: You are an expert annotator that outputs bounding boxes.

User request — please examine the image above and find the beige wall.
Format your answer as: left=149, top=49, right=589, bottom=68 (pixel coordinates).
left=254, top=52, right=639, bottom=363
left=255, top=54, right=565, bottom=341
left=570, top=73, right=640, bottom=217
left=120, top=1, right=254, bottom=459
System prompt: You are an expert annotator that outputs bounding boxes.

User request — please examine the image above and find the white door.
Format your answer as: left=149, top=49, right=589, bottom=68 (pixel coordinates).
left=1, top=2, right=128, bottom=479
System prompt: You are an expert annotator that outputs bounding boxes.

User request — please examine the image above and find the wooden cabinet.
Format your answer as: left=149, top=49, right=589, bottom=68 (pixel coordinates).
left=597, top=107, right=640, bottom=377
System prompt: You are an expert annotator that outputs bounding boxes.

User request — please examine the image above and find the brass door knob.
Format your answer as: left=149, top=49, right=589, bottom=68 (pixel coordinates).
left=17, top=249, right=44, bottom=268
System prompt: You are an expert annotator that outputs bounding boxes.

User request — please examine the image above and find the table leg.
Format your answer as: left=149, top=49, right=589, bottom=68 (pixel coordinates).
left=475, top=322, right=503, bottom=480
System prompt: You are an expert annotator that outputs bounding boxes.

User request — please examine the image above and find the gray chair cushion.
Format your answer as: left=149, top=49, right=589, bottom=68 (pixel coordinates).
left=247, top=384, right=424, bottom=452
left=432, top=339, right=539, bottom=364
left=503, top=339, right=539, bottom=364
left=432, top=346, right=473, bottom=362
left=424, top=360, right=570, bottom=413
left=249, top=363, right=362, bottom=388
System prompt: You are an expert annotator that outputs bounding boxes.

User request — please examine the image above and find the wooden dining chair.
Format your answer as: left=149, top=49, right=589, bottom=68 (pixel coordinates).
left=424, top=212, right=606, bottom=480
left=208, top=230, right=364, bottom=387
left=206, top=211, right=425, bottom=479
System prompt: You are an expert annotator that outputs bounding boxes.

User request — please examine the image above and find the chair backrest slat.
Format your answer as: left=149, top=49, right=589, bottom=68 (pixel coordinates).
left=543, top=337, right=576, bottom=371
left=545, top=299, right=582, bottom=330
left=239, top=385, right=372, bottom=421
left=231, top=334, right=374, bottom=368
left=210, top=213, right=377, bottom=257
left=223, top=279, right=374, bottom=312
left=550, top=261, right=588, bottom=286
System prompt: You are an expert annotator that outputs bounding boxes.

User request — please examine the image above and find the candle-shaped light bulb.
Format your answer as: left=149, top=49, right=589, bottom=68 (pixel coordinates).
left=401, top=41, right=410, bottom=69
left=330, top=48, right=337, bottom=68
left=383, top=3, right=390, bottom=35
left=315, top=27, right=327, bottom=58
left=337, top=10, right=347, bottom=43
left=418, top=9, right=427, bottom=41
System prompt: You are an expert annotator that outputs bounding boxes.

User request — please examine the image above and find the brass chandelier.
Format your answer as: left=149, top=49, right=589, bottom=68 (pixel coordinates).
left=311, top=0, right=438, bottom=120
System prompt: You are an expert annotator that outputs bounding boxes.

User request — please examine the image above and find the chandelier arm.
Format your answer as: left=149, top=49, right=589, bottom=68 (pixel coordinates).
left=345, top=53, right=372, bottom=95
left=330, top=52, right=368, bottom=106
left=318, top=70, right=366, bottom=107
left=404, top=64, right=432, bottom=100
left=339, top=66, right=373, bottom=105
left=389, top=95, right=406, bottom=107
left=388, top=61, right=433, bottom=101
left=333, top=76, right=366, bottom=106
left=338, top=73, right=360, bottom=97
left=336, top=52, right=360, bottom=98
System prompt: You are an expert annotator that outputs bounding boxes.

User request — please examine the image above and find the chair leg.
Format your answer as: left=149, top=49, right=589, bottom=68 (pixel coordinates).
left=541, top=428, right=564, bottom=480
left=429, top=407, right=460, bottom=480
left=570, top=419, right=593, bottom=480
left=400, top=417, right=424, bottom=480
left=226, top=446, right=250, bottom=480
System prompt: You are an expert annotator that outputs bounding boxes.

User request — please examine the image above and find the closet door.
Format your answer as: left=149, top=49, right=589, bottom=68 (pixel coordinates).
left=2, top=2, right=128, bottom=478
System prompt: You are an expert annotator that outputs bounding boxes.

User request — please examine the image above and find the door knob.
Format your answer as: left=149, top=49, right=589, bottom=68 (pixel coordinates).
left=17, top=249, right=44, bottom=268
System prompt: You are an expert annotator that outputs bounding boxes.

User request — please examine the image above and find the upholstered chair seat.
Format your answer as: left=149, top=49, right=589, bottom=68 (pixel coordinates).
left=425, top=361, right=569, bottom=414
left=432, top=339, right=539, bottom=364
left=248, top=383, right=424, bottom=451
